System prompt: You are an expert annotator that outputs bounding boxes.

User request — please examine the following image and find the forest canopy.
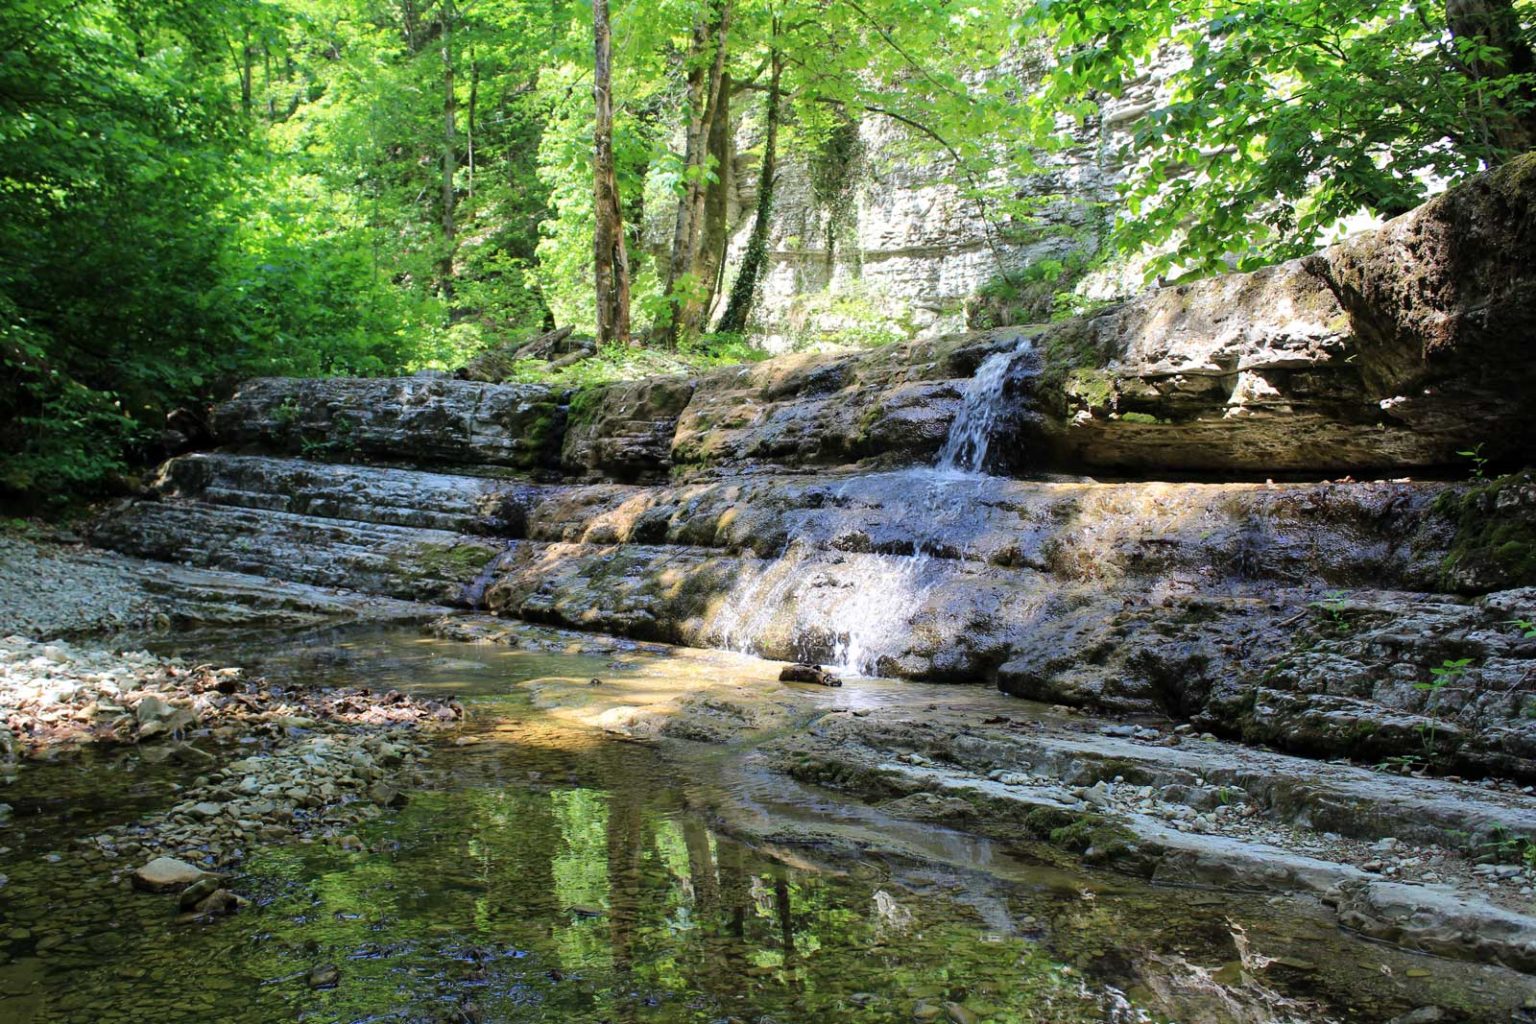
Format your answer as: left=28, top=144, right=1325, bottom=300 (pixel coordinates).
left=3, top=0, right=1533, bottom=499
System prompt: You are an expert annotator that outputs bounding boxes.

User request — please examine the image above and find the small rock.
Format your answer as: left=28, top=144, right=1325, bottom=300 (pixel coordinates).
left=911, top=1000, right=943, bottom=1022
left=132, top=857, right=208, bottom=893
left=193, top=889, right=247, bottom=916
left=1386, top=1008, right=1445, bottom=1024
left=779, top=663, right=842, bottom=687
left=306, top=963, right=340, bottom=990
left=367, top=782, right=406, bottom=808
left=944, top=1002, right=979, bottom=1024
left=177, top=875, right=223, bottom=910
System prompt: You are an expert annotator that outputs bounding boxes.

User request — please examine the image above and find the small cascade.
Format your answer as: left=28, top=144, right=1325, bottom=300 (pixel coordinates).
left=706, top=541, right=936, bottom=678
left=935, top=335, right=1035, bottom=475
left=707, top=337, right=1035, bottom=678
left=460, top=541, right=518, bottom=609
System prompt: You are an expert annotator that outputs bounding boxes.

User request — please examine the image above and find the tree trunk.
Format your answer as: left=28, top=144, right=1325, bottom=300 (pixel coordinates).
left=440, top=0, right=457, bottom=298
left=593, top=0, right=633, bottom=346
left=1446, top=0, right=1536, bottom=155
left=685, top=72, right=732, bottom=334
left=467, top=50, right=478, bottom=200
left=240, top=26, right=254, bottom=116
left=658, top=0, right=732, bottom=347
left=715, top=35, right=780, bottom=335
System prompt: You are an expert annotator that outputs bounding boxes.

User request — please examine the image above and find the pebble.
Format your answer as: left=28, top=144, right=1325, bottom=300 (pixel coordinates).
left=306, top=963, right=341, bottom=990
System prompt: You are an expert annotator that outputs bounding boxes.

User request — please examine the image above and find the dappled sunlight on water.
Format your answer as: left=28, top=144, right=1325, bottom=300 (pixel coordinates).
left=0, top=623, right=1524, bottom=1023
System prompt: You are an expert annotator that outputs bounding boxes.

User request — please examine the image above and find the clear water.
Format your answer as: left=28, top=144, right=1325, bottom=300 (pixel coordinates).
left=1, top=624, right=1524, bottom=1023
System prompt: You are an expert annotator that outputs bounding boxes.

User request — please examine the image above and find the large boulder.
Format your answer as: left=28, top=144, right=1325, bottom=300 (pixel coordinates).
left=213, top=376, right=565, bottom=471
left=1031, top=154, right=1536, bottom=475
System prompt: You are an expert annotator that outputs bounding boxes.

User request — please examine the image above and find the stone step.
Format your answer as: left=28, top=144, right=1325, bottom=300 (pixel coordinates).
left=157, top=453, right=537, bottom=536
left=89, top=471, right=1536, bottom=778
left=159, top=454, right=1457, bottom=589
left=772, top=704, right=1536, bottom=971
left=213, top=375, right=566, bottom=471
left=89, top=501, right=504, bottom=606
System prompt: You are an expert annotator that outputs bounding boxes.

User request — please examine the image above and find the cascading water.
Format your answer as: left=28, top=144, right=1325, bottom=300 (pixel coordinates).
left=708, top=336, right=1032, bottom=677
left=935, top=336, right=1034, bottom=474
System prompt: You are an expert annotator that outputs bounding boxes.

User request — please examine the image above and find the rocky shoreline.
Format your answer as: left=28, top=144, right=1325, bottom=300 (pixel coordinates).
left=1, top=634, right=462, bottom=920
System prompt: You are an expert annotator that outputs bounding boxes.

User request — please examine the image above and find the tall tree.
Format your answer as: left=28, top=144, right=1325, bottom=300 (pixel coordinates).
left=592, top=0, right=633, bottom=345
left=715, top=23, right=781, bottom=335
left=1446, top=0, right=1536, bottom=153
left=440, top=0, right=458, bottom=297
left=1022, top=0, right=1536, bottom=274
left=657, top=0, right=733, bottom=347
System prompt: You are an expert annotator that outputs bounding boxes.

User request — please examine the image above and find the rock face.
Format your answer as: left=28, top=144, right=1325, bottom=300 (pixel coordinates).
left=1031, top=154, right=1536, bottom=473
left=731, top=53, right=1171, bottom=347
left=89, top=162, right=1536, bottom=779
left=213, top=376, right=565, bottom=471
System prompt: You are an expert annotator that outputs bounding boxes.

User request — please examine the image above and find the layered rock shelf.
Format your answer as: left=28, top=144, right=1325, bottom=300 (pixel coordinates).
left=90, top=159, right=1536, bottom=781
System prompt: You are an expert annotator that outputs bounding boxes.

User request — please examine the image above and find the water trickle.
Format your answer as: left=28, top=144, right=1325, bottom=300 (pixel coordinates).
left=460, top=540, right=518, bottom=609
left=935, top=335, right=1035, bottom=475
left=708, top=336, right=1033, bottom=677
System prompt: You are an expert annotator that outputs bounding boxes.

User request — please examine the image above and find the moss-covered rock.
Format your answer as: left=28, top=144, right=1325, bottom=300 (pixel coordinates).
left=1435, top=471, right=1536, bottom=593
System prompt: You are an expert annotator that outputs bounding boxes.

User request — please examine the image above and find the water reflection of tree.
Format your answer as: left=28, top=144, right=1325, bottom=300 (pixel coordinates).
left=605, top=777, right=646, bottom=1024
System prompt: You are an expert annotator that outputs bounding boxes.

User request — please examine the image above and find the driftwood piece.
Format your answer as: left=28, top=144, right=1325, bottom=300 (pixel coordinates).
left=513, top=324, right=576, bottom=361
left=548, top=342, right=597, bottom=371
left=457, top=325, right=592, bottom=382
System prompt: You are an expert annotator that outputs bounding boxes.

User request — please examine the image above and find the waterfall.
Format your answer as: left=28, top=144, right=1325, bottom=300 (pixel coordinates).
left=935, top=336, right=1034, bottom=475
left=707, top=338, right=1031, bottom=677
left=706, top=539, right=936, bottom=678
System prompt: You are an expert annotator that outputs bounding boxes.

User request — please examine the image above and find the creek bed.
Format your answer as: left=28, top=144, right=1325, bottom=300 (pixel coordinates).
left=0, top=622, right=1529, bottom=1023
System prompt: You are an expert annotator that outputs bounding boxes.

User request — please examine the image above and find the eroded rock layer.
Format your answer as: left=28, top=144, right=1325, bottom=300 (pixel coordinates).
left=89, top=160, right=1536, bottom=779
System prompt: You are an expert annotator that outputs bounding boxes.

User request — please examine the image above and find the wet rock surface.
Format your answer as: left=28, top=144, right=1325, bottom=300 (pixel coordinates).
left=91, top=453, right=1536, bottom=776
left=0, top=533, right=439, bottom=639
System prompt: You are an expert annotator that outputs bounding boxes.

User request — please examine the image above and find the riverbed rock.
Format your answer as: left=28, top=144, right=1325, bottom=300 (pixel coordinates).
left=1030, top=154, right=1536, bottom=474
left=306, top=963, right=340, bottom=989
left=779, top=664, right=842, bottom=687
left=176, top=874, right=223, bottom=910
left=132, top=857, right=208, bottom=893
left=213, top=376, right=565, bottom=471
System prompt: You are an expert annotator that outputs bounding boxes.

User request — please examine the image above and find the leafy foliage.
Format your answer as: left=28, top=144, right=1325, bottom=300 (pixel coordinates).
left=1020, top=0, right=1536, bottom=275
left=5, top=0, right=1534, bottom=500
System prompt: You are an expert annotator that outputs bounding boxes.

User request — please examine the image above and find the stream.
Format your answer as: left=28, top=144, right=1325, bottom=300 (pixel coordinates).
left=2, top=623, right=1525, bottom=1024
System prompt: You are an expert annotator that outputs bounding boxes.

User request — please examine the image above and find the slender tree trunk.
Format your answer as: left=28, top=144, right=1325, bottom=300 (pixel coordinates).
left=686, top=72, right=732, bottom=334
left=593, top=0, right=633, bottom=346
left=1446, top=0, right=1536, bottom=154
left=440, top=0, right=457, bottom=298
left=467, top=50, right=478, bottom=200
left=715, top=34, right=781, bottom=335
left=240, top=26, right=254, bottom=115
left=400, top=0, right=422, bottom=52
left=658, top=0, right=732, bottom=347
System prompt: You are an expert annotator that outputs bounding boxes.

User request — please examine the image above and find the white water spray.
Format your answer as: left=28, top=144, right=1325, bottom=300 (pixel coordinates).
left=707, top=336, right=1032, bottom=677
left=935, top=336, right=1034, bottom=474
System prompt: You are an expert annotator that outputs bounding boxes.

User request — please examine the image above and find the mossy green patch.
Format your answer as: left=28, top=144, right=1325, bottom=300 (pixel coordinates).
left=1434, top=470, right=1536, bottom=592
left=1023, top=807, right=1137, bottom=863
left=413, top=541, right=500, bottom=581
